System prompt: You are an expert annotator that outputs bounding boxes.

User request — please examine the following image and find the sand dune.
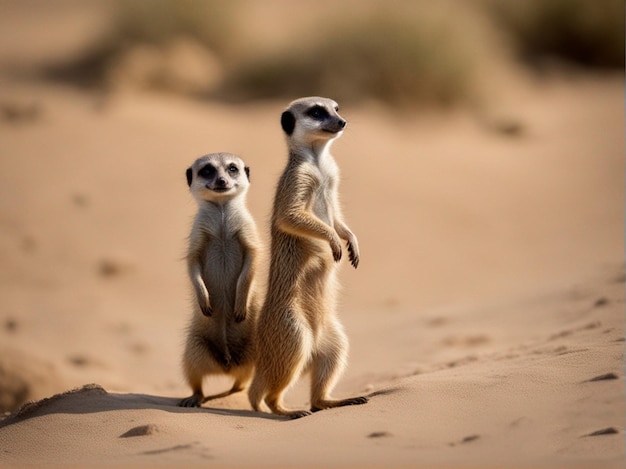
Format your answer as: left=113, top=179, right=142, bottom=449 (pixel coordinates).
left=1, top=270, right=622, bottom=467
left=0, top=75, right=623, bottom=467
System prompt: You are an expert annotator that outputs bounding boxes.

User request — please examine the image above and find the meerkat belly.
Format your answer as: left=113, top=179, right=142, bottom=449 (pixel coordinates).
left=311, top=187, right=333, bottom=227
left=202, top=237, right=244, bottom=313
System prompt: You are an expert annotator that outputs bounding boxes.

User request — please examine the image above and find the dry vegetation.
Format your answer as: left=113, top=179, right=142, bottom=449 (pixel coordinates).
left=489, top=0, right=624, bottom=70
left=42, top=0, right=623, bottom=107
left=219, top=11, right=474, bottom=107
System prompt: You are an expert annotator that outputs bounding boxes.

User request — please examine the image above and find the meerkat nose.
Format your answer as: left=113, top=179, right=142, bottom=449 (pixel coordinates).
left=338, top=119, right=346, bottom=129
left=216, top=177, right=227, bottom=187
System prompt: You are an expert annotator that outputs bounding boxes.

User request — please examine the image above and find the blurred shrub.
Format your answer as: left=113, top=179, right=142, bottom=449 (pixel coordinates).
left=490, top=0, right=624, bottom=69
left=218, top=12, right=475, bottom=107
left=45, top=0, right=623, bottom=107
left=44, top=0, right=235, bottom=90
left=109, top=0, right=236, bottom=55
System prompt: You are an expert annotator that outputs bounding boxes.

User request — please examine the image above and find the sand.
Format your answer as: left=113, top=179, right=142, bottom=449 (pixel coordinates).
left=0, top=2, right=623, bottom=468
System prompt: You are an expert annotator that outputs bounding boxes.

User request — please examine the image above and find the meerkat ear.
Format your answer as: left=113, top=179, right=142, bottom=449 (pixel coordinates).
left=244, top=166, right=250, bottom=181
left=186, top=167, right=193, bottom=187
left=281, top=110, right=296, bottom=135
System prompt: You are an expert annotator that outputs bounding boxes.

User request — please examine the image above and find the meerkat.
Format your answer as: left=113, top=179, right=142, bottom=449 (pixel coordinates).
left=248, top=96, right=368, bottom=419
left=179, top=152, right=261, bottom=408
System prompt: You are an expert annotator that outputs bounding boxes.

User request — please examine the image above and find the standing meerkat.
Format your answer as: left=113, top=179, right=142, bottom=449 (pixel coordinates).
left=248, top=96, right=368, bottom=419
left=180, top=152, right=261, bottom=408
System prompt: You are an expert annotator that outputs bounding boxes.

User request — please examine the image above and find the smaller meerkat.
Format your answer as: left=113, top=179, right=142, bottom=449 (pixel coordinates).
left=248, top=97, right=368, bottom=418
left=180, top=152, right=260, bottom=408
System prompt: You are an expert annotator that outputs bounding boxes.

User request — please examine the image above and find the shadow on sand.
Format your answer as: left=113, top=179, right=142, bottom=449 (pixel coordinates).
left=0, top=383, right=284, bottom=428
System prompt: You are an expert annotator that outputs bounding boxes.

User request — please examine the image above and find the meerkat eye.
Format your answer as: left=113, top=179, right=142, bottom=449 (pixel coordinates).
left=198, top=164, right=216, bottom=179
left=307, top=105, right=329, bottom=120
left=228, top=164, right=239, bottom=174
left=334, top=106, right=339, bottom=112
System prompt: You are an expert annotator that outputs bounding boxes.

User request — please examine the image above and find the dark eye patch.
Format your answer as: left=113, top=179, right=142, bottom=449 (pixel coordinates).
left=198, top=164, right=216, bottom=179
left=227, top=163, right=239, bottom=174
left=307, top=105, right=329, bottom=120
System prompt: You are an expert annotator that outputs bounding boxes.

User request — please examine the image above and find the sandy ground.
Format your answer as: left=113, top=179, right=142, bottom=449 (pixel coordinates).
left=0, top=2, right=624, bottom=468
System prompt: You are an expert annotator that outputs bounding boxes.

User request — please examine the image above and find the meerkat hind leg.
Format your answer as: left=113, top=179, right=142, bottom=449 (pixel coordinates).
left=179, top=362, right=205, bottom=407
left=309, top=323, right=369, bottom=412
left=264, top=392, right=312, bottom=419
left=262, top=355, right=312, bottom=419
left=309, top=370, right=369, bottom=411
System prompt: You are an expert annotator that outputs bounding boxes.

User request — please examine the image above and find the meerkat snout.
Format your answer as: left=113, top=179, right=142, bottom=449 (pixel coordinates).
left=214, top=176, right=228, bottom=190
left=321, top=115, right=346, bottom=134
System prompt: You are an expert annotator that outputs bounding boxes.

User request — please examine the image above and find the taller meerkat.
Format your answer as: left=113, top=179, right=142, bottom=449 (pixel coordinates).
left=180, top=153, right=260, bottom=408
left=248, top=96, right=368, bottom=418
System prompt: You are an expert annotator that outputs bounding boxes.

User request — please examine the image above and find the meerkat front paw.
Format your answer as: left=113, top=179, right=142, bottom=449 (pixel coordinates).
left=330, top=236, right=343, bottom=262
left=193, top=281, right=213, bottom=316
left=347, top=240, right=360, bottom=268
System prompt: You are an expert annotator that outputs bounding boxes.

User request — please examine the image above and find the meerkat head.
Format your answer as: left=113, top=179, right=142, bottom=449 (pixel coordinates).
left=186, top=153, right=250, bottom=204
left=280, top=97, right=346, bottom=147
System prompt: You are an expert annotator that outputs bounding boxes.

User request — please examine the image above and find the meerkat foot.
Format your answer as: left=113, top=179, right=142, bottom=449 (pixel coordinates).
left=268, top=406, right=312, bottom=419
left=285, top=409, right=313, bottom=419
left=262, top=405, right=312, bottom=420
left=311, top=396, right=369, bottom=412
left=179, top=393, right=204, bottom=408
left=265, top=396, right=312, bottom=419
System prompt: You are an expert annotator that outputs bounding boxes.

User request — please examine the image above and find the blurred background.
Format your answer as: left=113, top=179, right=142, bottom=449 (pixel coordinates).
left=0, top=0, right=623, bottom=413
left=0, top=0, right=622, bottom=106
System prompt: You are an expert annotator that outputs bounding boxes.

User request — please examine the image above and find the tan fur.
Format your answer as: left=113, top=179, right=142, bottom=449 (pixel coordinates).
left=180, top=153, right=261, bottom=407
left=248, top=97, right=368, bottom=418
